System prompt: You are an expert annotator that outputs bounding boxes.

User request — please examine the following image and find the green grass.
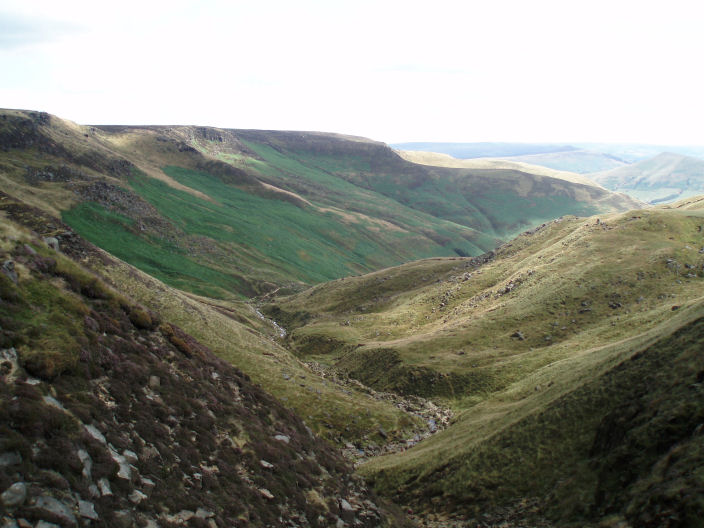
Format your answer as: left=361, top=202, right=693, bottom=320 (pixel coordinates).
left=62, top=201, right=244, bottom=299
left=257, top=144, right=605, bottom=240
left=63, top=164, right=491, bottom=298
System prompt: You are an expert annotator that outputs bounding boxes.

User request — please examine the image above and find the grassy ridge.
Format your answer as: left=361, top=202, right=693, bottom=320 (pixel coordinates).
left=269, top=202, right=704, bottom=523
left=249, top=142, right=608, bottom=240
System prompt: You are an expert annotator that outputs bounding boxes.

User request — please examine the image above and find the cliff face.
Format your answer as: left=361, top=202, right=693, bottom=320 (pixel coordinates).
left=0, top=219, right=389, bottom=528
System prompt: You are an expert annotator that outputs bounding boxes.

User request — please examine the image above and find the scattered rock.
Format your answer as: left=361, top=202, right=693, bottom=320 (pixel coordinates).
left=259, top=488, right=274, bottom=500
left=97, top=478, right=112, bottom=496
left=33, top=495, right=76, bottom=526
left=1, top=482, right=27, bottom=507
left=77, top=449, right=92, bottom=479
left=35, top=522, right=61, bottom=528
left=78, top=500, right=99, bottom=520
left=43, top=237, right=59, bottom=251
left=113, top=510, right=133, bottom=528
left=84, top=424, right=106, bottom=444
left=511, top=330, right=525, bottom=340
left=339, top=498, right=356, bottom=523
left=273, top=434, right=290, bottom=444
left=129, top=490, right=147, bottom=504
left=148, top=375, right=160, bottom=389
left=0, top=452, right=22, bottom=467
left=2, top=260, right=17, bottom=283
left=260, top=460, right=274, bottom=469
left=122, top=449, right=138, bottom=465
left=195, top=508, right=215, bottom=519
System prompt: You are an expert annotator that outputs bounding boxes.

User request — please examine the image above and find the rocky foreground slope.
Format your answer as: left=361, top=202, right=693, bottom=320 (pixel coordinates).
left=0, top=218, right=400, bottom=527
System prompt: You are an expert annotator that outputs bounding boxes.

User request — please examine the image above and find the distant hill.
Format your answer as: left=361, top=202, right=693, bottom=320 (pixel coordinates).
left=391, top=142, right=575, bottom=159
left=590, top=151, right=704, bottom=203
left=496, top=149, right=629, bottom=173
left=397, top=149, right=605, bottom=188
left=396, top=141, right=704, bottom=175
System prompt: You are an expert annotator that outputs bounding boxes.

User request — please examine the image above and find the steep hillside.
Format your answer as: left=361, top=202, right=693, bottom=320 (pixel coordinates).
left=0, top=217, right=401, bottom=528
left=0, top=190, right=425, bottom=452
left=590, top=152, right=704, bottom=204
left=0, top=109, right=639, bottom=299
left=268, top=201, right=704, bottom=525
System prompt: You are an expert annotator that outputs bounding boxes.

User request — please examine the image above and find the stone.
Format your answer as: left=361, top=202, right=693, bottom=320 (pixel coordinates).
left=122, top=449, right=138, bottom=465
left=339, top=498, right=356, bottom=523
left=35, top=522, right=61, bottom=528
left=84, top=424, right=106, bottom=445
left=97, top=478, right=112, bottom=496
left=195, top=508, right=215, bottom=519
left=140, top=445, right=160, bottom=460
left=174, top=510, right=195, bottom=522
left=260, top=460, right=274, bottom=469
left=1, top=482, right=27, bottom=507
left=148, top=375, right=160, bottom=389
left=259, top=488, right=274, bottom=499
left=113, top=510, right=134, bottom=528
left=273, top=434, right=290, bottom=444
left=335, top=518, right=345, bottom=528
left=2, top=261, right=17, bottom=283
left=1, top=518, right=19, bottom=528
left=140, top=476, right=155, bottom=489
left=16, top=519, right=32, bottom=528
left=43, top=237, right=59, bottom=251
left=0, top=452, right=22, bottom=467
left=78, top=500, right=99, bottom=520
left=34, top=495, right=76, bottom=526
left=377, top=427, right=388, bottom=439
left=77, top=449, right=92, bottom=479
left=511, top=330, right=525, bottom=340
left=129, top=490, right=147, bottom=504
left=108, top=447, right=131, bottom=480
left=42, top=396, right=65, bottom=410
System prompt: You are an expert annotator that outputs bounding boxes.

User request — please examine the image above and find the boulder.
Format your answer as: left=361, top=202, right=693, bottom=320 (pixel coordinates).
left=78, top=500, right=99, bottom=521
left=33, top=495, right=76, bottom=526
left=0, top=452, right=22, bottom=467
left=1, top=482, right=27, bottom=507
left=2, top=260, right=17, bottom=283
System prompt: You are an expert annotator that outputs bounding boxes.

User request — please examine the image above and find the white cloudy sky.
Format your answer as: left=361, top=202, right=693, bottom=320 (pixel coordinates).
left=2, top=0, right=703, bottom=144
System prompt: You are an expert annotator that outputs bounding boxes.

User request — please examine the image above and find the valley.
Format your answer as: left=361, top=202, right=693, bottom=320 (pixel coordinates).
left=1, top=109, right=703, bottom=527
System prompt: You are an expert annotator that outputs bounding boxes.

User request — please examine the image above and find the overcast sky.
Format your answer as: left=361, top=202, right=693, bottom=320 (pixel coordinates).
left=2, top=0, right=703, bottom=144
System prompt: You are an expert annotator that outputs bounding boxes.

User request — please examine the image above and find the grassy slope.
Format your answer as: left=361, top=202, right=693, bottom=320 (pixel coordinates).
left=236, top=136, right=637, bottom=241
left=270, top=202, right=704, bottom=524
